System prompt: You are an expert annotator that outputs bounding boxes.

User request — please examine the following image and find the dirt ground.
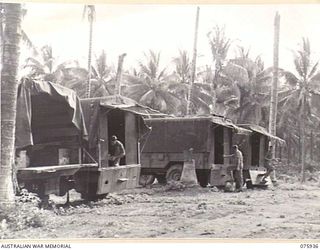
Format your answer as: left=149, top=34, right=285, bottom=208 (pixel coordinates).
left=5, top=179, right=320, bottom=240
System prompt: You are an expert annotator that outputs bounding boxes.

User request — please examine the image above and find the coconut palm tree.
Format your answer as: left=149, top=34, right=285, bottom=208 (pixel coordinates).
left=186, top=6, right=200, bottom=115
left=124, top=50, right=180, bottom=114
left=226, top=52, right=273, bottom=125
left=23, top=45, right=74, bottom=82
left=1, top=4, right=38, bottom=58
left=1, top=3, right=22, bottom=202
left=64, top=50, right=115, bottom=98
left=170, top=50, right=214, bottom=115
left=269, top=12, right=281, bottom=161
left=1, top=3, right=5, bottom=63
left=83, top=5, right=95, bottom=98
left=207, top=25, right=231, bottom=86
left=212, top=45, right=273, bottom=125
left=207, top=25, right=232, bottom=113
left=279, top=38, right=320, bottom=182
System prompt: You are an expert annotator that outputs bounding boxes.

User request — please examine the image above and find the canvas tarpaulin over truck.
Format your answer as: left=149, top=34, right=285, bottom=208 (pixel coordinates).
left=15, top=78, right=88, bottom=149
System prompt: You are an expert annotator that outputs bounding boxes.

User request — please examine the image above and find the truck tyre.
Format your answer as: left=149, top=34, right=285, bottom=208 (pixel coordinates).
left=156, top=175, right=166, bottom=184
left=139, top=174, right=155, bottom=186
left=166, top=164, right=183, bottom=182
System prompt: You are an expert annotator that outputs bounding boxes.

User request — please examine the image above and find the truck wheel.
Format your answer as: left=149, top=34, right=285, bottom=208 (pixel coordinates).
left=139, top=174, right=155, bottom=186
left=166, top=164, right=183, bottom=182
left=156, top=175, right=166, bottom=184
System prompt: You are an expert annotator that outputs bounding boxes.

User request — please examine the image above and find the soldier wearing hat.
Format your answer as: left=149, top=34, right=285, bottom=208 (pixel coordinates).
left=109, top=135, right=125, bottom=166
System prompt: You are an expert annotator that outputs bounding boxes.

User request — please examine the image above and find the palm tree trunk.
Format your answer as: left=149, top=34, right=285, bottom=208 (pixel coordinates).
left=300, top=97, right=306, bottom=183
left=298, top=122, right=301, bottom=163
left=186, top=6, right=200, bottom=115
left=86, top=15, right=93, bottom=98
left=287, top=139, right=290, bottom=165
left=0, top=3, right=22, bottom=203
left=268, top=12, right=280, bottom=155
left=115, top=53, right=127, bottom=96
left=1, top=3, right=4, bottom=65
left=310, top=130, right=313, bottom=161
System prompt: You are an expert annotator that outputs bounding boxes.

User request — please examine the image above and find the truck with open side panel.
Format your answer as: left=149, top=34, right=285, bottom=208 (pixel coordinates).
left=140, top=116, right=250, bottom=187
left=15, top=79, right=156, bottom=200
left=140, top=116, right=285, bottom=188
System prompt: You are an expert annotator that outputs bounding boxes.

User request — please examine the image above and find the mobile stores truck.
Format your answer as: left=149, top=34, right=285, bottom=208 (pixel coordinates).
left=15, top=79, right=152, bottom=200
left=140, top=116, right=251, bottom=187
left=140, top=116, right=285, bottom=188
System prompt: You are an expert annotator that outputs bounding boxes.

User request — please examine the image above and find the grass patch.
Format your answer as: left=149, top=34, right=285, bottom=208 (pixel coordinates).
left=0, top=189, right=52, bottom=239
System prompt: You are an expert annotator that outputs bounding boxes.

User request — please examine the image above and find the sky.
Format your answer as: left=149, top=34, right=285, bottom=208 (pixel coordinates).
left=20, top=3, right=320, bottom=73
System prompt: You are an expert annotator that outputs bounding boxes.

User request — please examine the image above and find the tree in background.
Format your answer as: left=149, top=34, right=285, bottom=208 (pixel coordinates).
left=207, top=25, right=232, bottom=112
left=23, top=45, right=76, bottom=83
left=124, top=50, right=180, bottom=114
left=0, top=3, right=22, bottom=202
left=279, top=38, right=320, bottom=182
left=83, top=5, right=95, bottom=98
left=62, top=50, right=115, bottom=98
left=224, top=49, right=273, bottom=125
left=269, top=12, right=280, bottom=164
left=170, top=50, right=214, bottom=115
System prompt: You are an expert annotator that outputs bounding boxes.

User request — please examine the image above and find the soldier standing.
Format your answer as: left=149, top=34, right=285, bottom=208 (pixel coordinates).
left=224, top=145, right=244, bottom=192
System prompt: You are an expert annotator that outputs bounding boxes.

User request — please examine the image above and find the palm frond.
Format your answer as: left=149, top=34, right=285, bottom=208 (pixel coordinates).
left=308, top=62, right=319, bottom=80
left=21, top=30, right=38, bottom=56
left=83, top=5, right=95, bottom=22
left=282, top=70, right=299, bottom=87
left=158, top=90, right=181, bottom=113
left=207, top=25, right=231, bottom=61
left=95, top=50, right=109, bottom=78
left=293, top=54, right=305, bottom=78
left=139, top=90, right=155, bottom=104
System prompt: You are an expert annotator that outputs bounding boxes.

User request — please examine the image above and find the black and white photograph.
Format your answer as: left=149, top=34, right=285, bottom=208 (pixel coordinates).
left=1, top=1, right=320, bottom=243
